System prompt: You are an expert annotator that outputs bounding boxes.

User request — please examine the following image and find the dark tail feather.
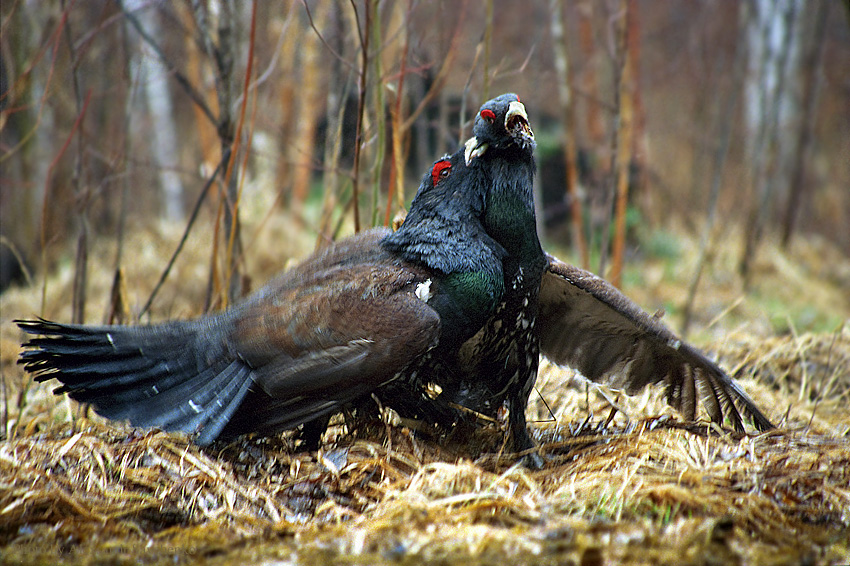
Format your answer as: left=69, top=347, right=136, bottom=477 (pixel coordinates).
left=16, top=318, right=254, bottom=445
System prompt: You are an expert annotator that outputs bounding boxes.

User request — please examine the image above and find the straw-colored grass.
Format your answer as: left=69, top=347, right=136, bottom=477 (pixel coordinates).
left=1, top=214, right=848, bottom=565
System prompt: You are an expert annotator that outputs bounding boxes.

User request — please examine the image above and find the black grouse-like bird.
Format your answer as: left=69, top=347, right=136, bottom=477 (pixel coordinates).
left=17, top=94, right=773, bottom=463
left=16, top=150, right=506, bottom=447
left=425, top=94, right=772, bottom=462
left=424, top=93, right=549, bottom=459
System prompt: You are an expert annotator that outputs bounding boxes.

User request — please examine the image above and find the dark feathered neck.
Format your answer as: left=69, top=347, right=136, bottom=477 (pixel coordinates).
left=380, top=163, right=508, bottom=344
left=473, top=150, right=542, bottom=263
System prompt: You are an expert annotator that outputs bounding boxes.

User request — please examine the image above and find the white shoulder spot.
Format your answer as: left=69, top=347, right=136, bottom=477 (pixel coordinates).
left=415, top=279, right=433, bottom=302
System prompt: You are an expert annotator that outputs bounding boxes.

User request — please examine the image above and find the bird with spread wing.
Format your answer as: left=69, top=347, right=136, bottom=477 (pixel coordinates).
left=17, top=94, right=772, bottom=466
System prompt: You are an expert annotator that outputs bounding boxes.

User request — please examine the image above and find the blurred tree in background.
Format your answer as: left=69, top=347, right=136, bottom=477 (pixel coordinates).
left=1, top=0, right=847, bottom=322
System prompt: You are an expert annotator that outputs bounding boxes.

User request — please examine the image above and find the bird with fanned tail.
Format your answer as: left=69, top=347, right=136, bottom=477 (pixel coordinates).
left=17, top=94, right=773, bottom=466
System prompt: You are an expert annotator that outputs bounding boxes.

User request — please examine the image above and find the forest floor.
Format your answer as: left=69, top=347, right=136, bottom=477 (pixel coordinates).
left=1, top=207, right=848, bottom=566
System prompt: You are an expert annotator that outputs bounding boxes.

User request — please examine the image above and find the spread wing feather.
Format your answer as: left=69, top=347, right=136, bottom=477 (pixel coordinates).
left=537, top=255, right=773, bottom=432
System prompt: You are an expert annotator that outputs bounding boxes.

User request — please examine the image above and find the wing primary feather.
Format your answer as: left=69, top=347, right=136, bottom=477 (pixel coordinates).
left=539, top=258, right=775, bottom=433
left=681, top=366, right=697, bottom=422
left=694, top=371, right=723, bottom=426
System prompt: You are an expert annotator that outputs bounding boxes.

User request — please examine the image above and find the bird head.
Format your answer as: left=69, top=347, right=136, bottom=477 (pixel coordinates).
left=392, top=154, right=455, bottom=230
left=389, top=151, right=465, bottom=236
left=465, top=93, right=535, bottom=165
left=383, top=147, right=506, bottom=273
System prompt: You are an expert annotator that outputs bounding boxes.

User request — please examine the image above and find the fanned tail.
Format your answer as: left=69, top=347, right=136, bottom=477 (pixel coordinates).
left=16, top=318, right=254, bottom=445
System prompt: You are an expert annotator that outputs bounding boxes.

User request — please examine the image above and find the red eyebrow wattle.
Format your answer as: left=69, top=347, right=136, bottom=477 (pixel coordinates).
left=480, top=109, right=496, bottom=122
left=431, top=160, right=452, bottom=186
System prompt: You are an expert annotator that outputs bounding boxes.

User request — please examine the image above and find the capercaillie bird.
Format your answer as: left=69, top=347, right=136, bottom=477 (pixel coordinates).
left=17, top=94, right=773, bottom=465
left=378, top=93, right=772, bottom=466
left=452, top=94, right=773, bottom=459
left=456, top=94, right=771, bottom=461
left=424, top=93, right=549, bottom=462
left=16, top=149, right=506, bottom=448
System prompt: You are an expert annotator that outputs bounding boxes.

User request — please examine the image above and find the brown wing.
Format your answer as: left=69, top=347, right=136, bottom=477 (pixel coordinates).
left=17, top=229, right=441, bottom=443
left=217, top=254, right=441, bottom=437
left=537, top=254, right=773, bottom=432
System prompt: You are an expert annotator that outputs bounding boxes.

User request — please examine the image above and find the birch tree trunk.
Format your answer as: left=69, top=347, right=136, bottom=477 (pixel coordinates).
left=550, top=0, right=589, bottom=268
left=125, top=0, right=186, bottom=222
left=739, top=0, right=799, bottom=286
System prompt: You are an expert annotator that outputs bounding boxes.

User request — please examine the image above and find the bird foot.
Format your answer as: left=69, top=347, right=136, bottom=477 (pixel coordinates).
left=507, top=428, right=545, bottom=469
left=518, top=450, right=545, bottom=470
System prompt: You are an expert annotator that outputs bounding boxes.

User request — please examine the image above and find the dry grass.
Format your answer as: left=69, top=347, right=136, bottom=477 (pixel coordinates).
left=1, top=213, right=848, bottom=565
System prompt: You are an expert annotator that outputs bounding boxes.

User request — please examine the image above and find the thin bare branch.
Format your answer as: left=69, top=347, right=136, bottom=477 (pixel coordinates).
left=682, top=5, right=749, bottom=336
left=119, top=0, right=218, bottom=126
left=140, top=149, right=231, bottom=319
left=608, top=0, right=634, bottom=289
left=223, top=0, right=259, bottom=303
left=302, top=0, right=356, bottom=72
left=401, top=0, right=467, bottom=133
left=349, top=0, right=370, bottom=233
